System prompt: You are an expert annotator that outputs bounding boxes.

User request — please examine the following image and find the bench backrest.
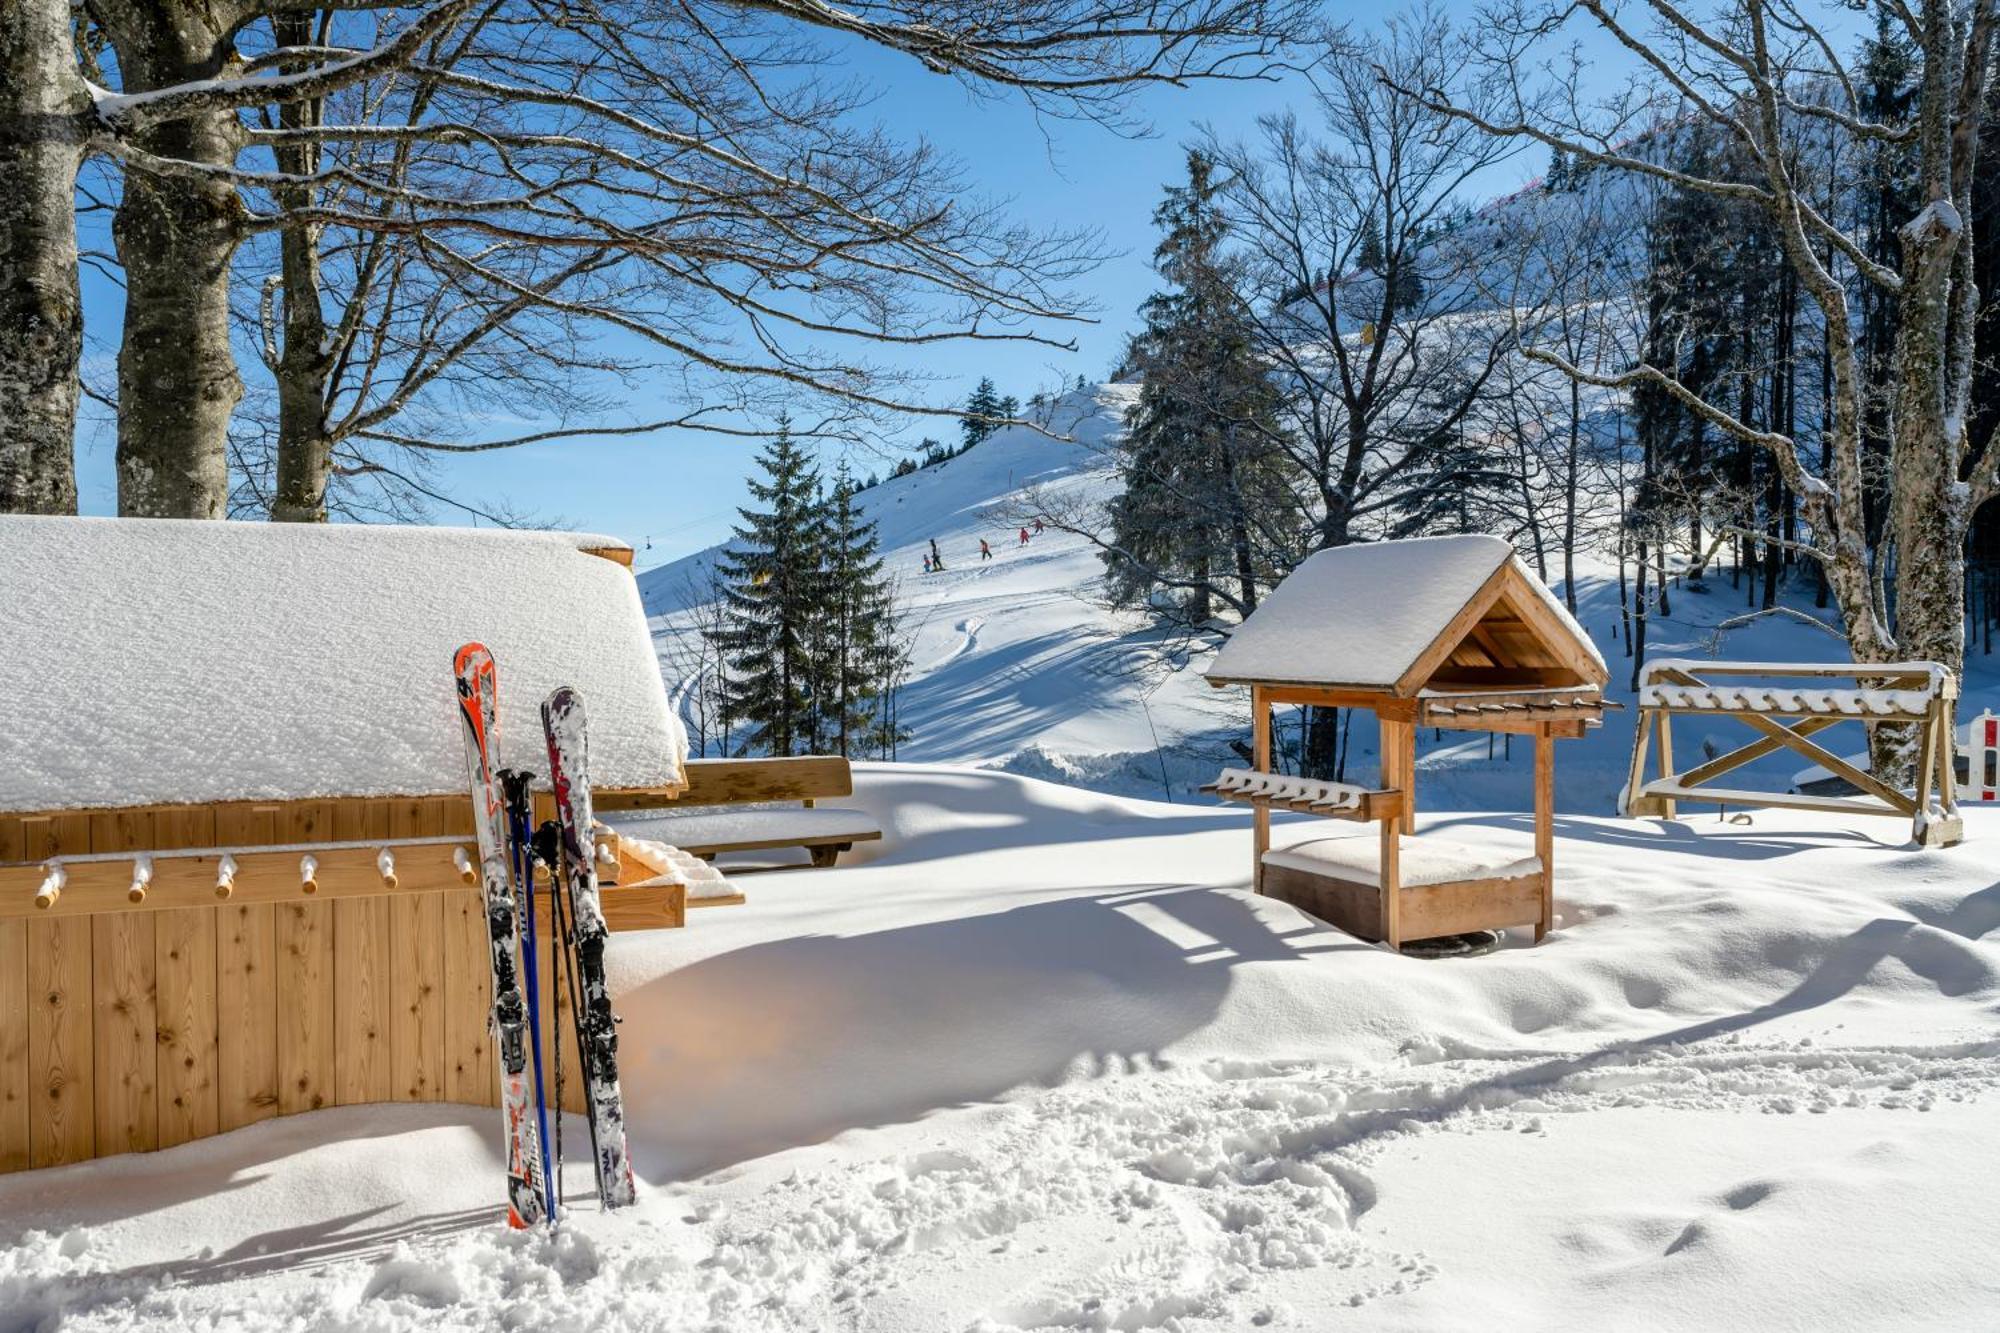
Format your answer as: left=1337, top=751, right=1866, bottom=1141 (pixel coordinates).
left=670, top=755, right=855, bottom=808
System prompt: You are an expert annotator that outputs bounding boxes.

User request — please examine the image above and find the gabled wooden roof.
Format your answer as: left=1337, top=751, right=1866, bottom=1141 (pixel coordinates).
left=1205, top=535, right=1607, bottom=698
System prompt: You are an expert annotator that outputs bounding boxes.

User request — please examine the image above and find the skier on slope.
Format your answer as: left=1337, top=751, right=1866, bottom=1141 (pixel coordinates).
left=980, top=539, right=992, bottom=561
left=1033, top=518, right=1044, bottom=534
left=922, top=553, right=933, bottom=574
left=1018, top=527, right=1030, bottom=545
left=930, top=537, right=944, bottom=570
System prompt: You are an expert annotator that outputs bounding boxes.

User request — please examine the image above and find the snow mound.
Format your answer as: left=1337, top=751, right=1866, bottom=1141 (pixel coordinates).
left=0, top=515, right=685, bottom=811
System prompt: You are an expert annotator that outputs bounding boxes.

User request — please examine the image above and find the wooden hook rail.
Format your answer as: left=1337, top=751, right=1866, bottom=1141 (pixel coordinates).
left=1, top=834, right=484, bottom=919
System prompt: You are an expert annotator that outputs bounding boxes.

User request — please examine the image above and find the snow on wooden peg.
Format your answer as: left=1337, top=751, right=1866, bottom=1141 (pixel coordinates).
left=300, top=854, right=320, bottom=894
left=453, top=845, right=477, bottom=885
left=34, top=861, right=64, bottom=910
left=216, top=853, right=237, bottom=900
left=128, top=855, right=153, bottom=904
left=377, top=847, right=399, bottom=890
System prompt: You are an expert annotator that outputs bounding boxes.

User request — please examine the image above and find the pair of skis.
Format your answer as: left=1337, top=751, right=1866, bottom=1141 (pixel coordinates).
left=453, top=643, right=637, bottom=1227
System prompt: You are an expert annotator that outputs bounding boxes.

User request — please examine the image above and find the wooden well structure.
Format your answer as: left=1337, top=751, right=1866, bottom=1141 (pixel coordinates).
left=0, top=516, right=699, bottom=1175
left=1204, top=535, right=1608, bottom=950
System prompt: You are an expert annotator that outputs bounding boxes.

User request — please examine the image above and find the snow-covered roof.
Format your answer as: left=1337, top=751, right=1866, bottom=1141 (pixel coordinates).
left=1206, top=534, right=1604, bottom=691
left=0, top=516, right=686, bottom=813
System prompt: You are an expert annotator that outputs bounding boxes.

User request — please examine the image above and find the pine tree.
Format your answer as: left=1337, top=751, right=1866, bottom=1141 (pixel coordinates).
left=712, top=416, right=827, bottom=756
left=817, top=461, right=899, bottom=757
left=1385, top=394, right=1515, bottom=537
left=1106, top=149, right=1296, bottom=626
left=962, top=378, right=1004, bottom=453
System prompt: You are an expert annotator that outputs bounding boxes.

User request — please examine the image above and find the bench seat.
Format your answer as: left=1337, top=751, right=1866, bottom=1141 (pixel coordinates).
left=610, top=805, right=882, bottom=862
left=1264, top=828, right=1541, bottom=887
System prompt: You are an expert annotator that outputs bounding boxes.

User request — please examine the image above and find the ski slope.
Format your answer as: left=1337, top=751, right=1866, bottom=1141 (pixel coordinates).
left=641, top=384, right=2000, bottom=812
left=641, top=385, right=1247, bottom=798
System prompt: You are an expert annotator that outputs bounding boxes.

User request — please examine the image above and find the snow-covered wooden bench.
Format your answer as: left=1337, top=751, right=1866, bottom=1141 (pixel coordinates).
left=601, top=756, right=881, bottom=868
left=1622, top=659, right=1963, bottom=846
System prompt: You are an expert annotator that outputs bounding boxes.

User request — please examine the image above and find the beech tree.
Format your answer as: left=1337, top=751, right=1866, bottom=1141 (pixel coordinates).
left=1398, top=0, right=2000, bottom=704
left=0, top=0, right=1313, bottom=518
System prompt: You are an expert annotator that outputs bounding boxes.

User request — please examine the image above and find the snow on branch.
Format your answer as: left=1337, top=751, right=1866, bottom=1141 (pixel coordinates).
left=90, top=1, right=479, bottom=131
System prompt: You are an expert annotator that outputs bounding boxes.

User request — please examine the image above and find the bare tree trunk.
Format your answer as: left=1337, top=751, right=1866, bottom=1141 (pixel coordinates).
left=0, top=0, right=86, bottom=514
left=268, top=14, right=335, bottom=523
left=1890, top=219, right=1972, bottom=681
left=106, top=5, right=245, bottom=517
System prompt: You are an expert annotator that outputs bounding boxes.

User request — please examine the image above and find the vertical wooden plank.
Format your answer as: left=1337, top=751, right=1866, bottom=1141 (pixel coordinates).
left=19, top=812, right=91, bottom=864
left=155, top=907, right=218, bottom=1148
left=89, top=810, right=157, bottom=1157
left=27, top=916, right=93, bottom=1167
left=1379, top=718, right=1405, bottom=953
left=334, top=800, right=394, bottom=1105
left=391, top=894, right=446, bottom=1101
left=1654, top=710, right=1677, bottom=819
left=443, top=888, right=496, bottom=1108
left=1535, top=723, right=1555, bottom=942
left=276, top=802, right=335, bottom=1116
left=389, top=803, right=445, bottom=1103
left=215, top=805, right=279, bottom=1132
left=1251, top=685, right=1270, bottom=895
left=151, top=805, right=216, bottom=852
left=1399, top=716, right=1417, bottom=822
left=275, top=901, right=336, bottom=1114
left=335, top=898, right=394, bottom=1104
left=0, top=916, right=28, bottom=1173
left=92, top=914, right=158, bottom=1156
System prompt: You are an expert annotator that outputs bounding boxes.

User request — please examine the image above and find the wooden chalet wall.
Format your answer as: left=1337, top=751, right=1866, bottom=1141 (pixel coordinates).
left=0, top=795, right=594, bottom=1175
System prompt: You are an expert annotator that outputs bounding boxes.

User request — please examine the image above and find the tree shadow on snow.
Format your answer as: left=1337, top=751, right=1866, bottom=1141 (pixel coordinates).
left=617, top=881, right=1351, bottom=1181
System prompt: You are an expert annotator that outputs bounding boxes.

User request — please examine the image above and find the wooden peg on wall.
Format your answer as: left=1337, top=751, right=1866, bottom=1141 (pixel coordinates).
left=377, top=847, right=399, bottom=890
left=216, top=853, right=237, bottom=900
left=453, top=846, right=477, bottom=886
left=301, top=854, right=319, bottom=894
left=34, top=861, right=64, bottom=910
left=128, top=855, right=153, bottom=904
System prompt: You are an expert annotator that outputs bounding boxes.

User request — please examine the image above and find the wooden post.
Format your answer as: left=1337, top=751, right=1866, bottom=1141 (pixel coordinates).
left=1380, top=715, right=1404, bottom=951
left=1399, top=714, right=1417, bottom=823
left=1653, top=708, right=1677, bottom=820
left=1622, top=702, right=1653, bottom=816
left=1251, top=686, right=1271, bottom=894
left=1534, top=722, right=1554, bottom=942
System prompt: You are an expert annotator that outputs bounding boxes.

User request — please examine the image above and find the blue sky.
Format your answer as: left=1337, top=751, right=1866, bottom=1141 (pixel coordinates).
left=68, top=6, right=1627, bottom=564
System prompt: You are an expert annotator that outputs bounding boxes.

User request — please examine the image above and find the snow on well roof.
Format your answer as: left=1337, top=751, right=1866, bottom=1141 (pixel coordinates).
left=1206, top=533, right=1604, bottom=690
left=0, top=516, right=687, bottom=813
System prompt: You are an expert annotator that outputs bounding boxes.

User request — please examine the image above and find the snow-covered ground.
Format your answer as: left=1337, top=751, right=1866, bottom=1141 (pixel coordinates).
left=5, top=766, right=1997, bottom=1330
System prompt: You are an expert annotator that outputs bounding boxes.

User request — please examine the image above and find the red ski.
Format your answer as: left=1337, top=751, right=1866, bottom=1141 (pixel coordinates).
left=452, top=643, right=551, bottom=1228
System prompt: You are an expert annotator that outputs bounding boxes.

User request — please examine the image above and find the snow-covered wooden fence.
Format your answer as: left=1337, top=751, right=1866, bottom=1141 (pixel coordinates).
left=1623, top=659, right=1964, bottom=846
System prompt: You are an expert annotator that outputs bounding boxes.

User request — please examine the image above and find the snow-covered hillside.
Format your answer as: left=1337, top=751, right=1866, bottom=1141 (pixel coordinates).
left=641, top=385, right=2000, bottom=812
left=642, top=385, right=1250, bottom=798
